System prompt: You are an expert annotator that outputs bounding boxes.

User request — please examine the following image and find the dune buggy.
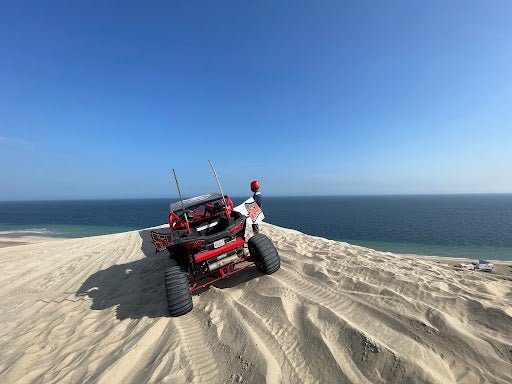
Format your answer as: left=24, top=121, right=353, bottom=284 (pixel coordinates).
left=151, top=192, right=280, bottom=317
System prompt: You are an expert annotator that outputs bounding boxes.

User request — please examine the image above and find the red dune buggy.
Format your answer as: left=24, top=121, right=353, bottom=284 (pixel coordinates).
left=151, top=192, right=280, bottom=317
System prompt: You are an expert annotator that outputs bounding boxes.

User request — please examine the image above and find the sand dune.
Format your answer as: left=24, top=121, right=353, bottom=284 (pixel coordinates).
left=0, top=223, right=511, bottom=383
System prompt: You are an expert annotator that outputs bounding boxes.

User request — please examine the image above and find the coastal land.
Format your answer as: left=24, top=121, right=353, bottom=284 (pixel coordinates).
left=0, top=229, right=66, bottom=248
left=0, top=223, right=511, bottom=383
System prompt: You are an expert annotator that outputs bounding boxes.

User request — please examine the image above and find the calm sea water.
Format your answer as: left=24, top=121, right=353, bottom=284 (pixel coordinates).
left=1, top=195, right=512, bottom=260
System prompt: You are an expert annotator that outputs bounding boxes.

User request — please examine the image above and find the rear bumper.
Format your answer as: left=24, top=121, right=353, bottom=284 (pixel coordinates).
left=189, top=253, right=254, bottom=292
left=194, top=237, right=245, bottom=263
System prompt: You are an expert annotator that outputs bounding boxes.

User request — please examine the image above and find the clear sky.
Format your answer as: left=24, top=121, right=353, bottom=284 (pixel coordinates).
left=1, top=1, right=511, bottom=200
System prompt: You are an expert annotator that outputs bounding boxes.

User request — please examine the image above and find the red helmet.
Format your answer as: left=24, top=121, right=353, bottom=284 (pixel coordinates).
left=250, top=180, right=260, bottom=192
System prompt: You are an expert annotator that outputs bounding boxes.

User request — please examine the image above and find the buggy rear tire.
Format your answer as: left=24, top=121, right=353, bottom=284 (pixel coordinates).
left=248, top=234, right=280, bottom=275
left=164, top=266, right=193, bottom=317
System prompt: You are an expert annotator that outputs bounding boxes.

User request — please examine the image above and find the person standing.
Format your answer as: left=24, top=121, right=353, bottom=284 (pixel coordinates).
left=251, top=180, right=262, bottom=233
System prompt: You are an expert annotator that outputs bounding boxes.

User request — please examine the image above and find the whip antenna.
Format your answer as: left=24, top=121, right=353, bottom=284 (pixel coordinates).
left=208, top=160, right=228, bottom=208
left=172, top=168, right=189, bottom=228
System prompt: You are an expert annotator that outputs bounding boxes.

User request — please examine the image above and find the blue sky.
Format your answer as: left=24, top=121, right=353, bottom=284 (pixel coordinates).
left=1, top=1, right=511, bottom=200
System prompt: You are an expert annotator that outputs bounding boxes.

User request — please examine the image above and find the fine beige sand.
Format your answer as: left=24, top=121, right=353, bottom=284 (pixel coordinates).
left=0, top=223, right=511, bottom=384
left=0, top=229, right=66, bottom=249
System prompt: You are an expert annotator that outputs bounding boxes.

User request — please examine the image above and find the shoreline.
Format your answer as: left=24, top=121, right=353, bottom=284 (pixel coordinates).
left=0, top=230, right=67, bottom=248
left=403, top=252, right=512, bottom=265
left=401, top=253, right=512, bottom=280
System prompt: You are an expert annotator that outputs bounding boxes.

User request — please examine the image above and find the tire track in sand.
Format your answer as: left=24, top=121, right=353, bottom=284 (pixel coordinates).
left=172, top=313, right=219, bottom=383
left=274, top=265, right=455, bottom=384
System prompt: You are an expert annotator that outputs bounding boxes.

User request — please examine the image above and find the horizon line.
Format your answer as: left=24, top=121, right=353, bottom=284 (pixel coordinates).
left=1, top=192, right=512, bottom=203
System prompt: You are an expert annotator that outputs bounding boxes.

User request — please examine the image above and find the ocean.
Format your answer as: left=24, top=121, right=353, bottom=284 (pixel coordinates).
left=1, top=194, right=512, bottom=260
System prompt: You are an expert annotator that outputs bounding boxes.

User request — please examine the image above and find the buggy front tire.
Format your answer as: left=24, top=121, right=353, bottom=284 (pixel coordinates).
left=248, top=234, right=281, bottom=275
left=164, top=266, right=193, bottom=317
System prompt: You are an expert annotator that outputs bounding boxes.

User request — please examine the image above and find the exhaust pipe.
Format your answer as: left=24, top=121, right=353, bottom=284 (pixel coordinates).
left=208, top=254, right=239, bottom=271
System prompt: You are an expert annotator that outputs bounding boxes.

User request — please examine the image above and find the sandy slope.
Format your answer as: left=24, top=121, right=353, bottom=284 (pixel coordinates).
left=0, top=223, right=511, bottom=384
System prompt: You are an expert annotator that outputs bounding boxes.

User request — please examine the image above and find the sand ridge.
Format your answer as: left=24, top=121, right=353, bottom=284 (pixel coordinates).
left=0, top=223, right=511, bottom=383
